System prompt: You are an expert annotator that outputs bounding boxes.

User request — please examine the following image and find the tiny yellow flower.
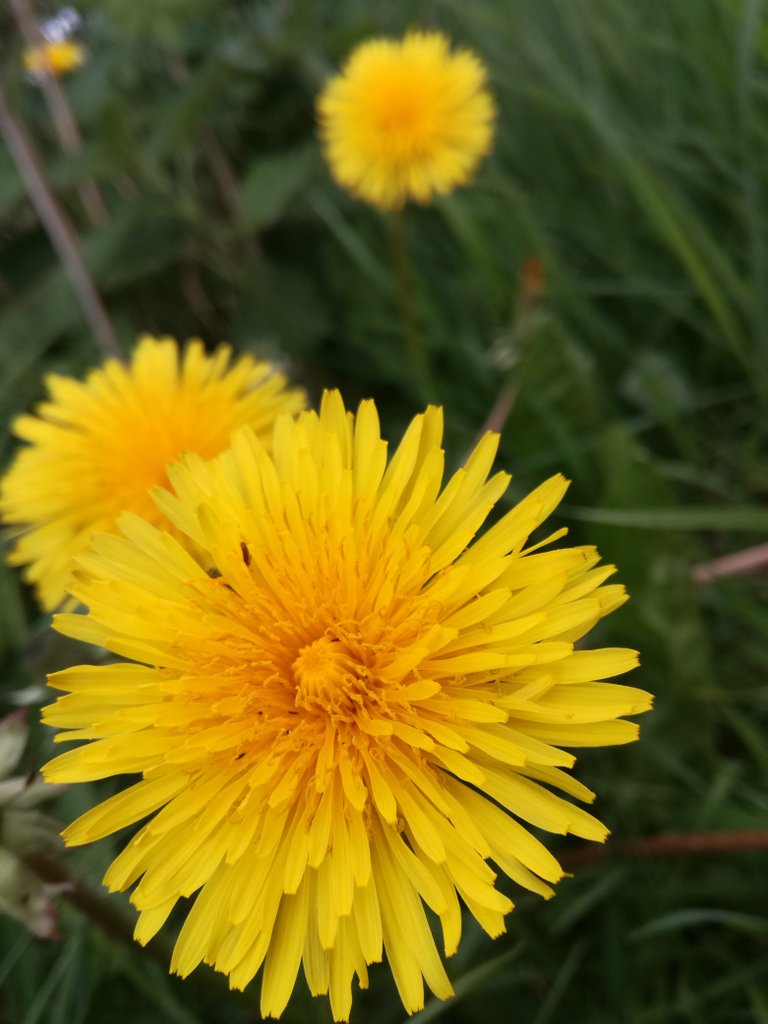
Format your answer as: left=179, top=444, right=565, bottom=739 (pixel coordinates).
left=43, top=392, right=650, bottom=1020
left=22, top=40, right=85, bottom=79
left=0, top=335, right=305, bottom=611
left=317, top=31, right=495, bottom=210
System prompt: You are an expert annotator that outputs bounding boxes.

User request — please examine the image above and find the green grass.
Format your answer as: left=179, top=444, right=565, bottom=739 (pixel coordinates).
left=2, top=0, right=768, bottom=1021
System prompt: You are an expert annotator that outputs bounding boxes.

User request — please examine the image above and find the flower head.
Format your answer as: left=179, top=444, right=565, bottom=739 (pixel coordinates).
left=43, top=392, right=650, bottom=1020
left=0, top=335, right=305, bottom=610
left=23, top=40, right=86, bottom=79
left=317, top=31, right=495, bottom=210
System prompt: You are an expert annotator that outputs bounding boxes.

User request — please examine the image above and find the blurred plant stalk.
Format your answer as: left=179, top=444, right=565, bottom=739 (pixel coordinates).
left=391, top=208, right=433, bottom=401
left=10, top=0, right=107, bottom=228
left=166, top=53, right=262, bottom=263
left=165, top=52, right=262, bottom=330
left=3, top=706, right=768, bottom=969
left=561, top=829, right=768, bottom=870
left=0, top=78, right=122, bottom=359
left=0, top=709, right=66, bottom=939
left=477, top=256, right=546, bottom=443
left=22, top=850, right=177, bottom=968
left=0, top=708, right=180, bottom=967
left=691, top=542, right=768, bottom=584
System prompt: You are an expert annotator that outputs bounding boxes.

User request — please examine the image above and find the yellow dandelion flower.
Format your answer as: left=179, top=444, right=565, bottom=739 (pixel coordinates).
left=22, top=40, right=86, bottom=78
left=42, top=392, right=650, bottom=1020
left=317, top=31, right=495, bottom=210
left=0, top=335, right=305, bottom=611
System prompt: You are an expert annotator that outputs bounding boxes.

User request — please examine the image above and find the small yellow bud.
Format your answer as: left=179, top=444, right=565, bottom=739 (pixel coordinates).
left=22, top=40, right=85, bottom=80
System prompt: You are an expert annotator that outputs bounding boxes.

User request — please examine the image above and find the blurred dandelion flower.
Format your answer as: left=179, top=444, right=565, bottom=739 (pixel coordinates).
left=42, top=392, right=650, bottom=1020
left=318, top=31, right=495, bottom=210
left=0, top=335, right=305, bottom=611
left=23, top=40, right=86, bottom=80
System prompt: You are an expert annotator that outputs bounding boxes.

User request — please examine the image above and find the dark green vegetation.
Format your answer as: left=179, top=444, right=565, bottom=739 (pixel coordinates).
left=2, top=1, right=768, bottom=1021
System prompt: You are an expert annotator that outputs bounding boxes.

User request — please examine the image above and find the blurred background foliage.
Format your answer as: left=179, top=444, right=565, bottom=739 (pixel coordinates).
left=2, top=0, right=768, bottom=1021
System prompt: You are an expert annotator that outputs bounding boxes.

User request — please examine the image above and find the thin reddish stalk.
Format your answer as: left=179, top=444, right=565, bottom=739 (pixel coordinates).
left=561, top=829, right=768, bottom=871
left=691, top=543, right=768, bottom=585
left=475, top=257, right=545, bottom=442
left=10, top=0, right=108, bottom=226
left=24, top=852, right=171, bottom=967
left=0, top=79, right=122, bottom=359
left=391, top=207, right=431, bottom=400
left=479, top=381, right=517, bottom=438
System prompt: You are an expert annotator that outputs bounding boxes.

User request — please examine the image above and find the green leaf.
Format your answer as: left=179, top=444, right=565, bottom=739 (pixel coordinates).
left=631, top=908, right=768, bottom=941
left=237, top=146, right=320, bottom=232
left=562, top=505, right=768, bottom=531
left=411, top=944, right=524, bottom=1022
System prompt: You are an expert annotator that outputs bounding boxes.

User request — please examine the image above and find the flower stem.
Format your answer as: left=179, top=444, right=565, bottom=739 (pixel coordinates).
left=0, top=80, right=123, bottom=361
left=476, top=381, right=517, bottom=441
left=691, top=542, right=768, bottom=585
left=560, top=829, right=768, bottom=870
left=475, top=256, right=546, bottom=444
left=390, top=208, right=432, bottom=401
left=10, top=0, right=108, bottom=227
left=23, top=851, right=174, bottom=967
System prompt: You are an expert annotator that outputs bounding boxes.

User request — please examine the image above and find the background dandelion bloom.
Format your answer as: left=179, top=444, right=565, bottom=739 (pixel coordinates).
left=317, top=31, right=495, bottom=209
left=43, top=392, right=650, bottom=1020
left=0, top=335, right=304, bottom=611
left=22, top=40, right=86, bottom=78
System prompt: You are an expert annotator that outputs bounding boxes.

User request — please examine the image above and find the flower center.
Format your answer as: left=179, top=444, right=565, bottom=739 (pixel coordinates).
left=374, top=86, right=426, bottom=139
left=292, top=635, right=368, bottom=717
